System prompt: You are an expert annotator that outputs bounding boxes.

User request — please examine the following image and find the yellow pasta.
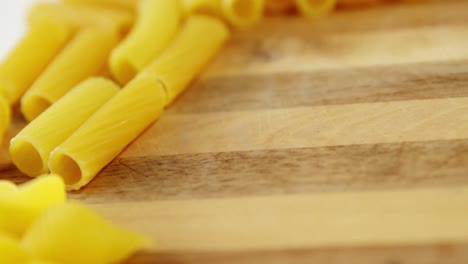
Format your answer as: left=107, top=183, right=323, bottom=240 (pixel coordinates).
left=22, top=202, right=150, bottom=264
left=0, top=95, right=10, bottom=141
left=0, top=233, right=29, bottom=264
left=295, top=0, right=337, bottom=17
left=20, top=27, right=119, bottom=122
left=11, top=78, right=119, bottom=177
left=183, top=0, right=265, bottom=29
left=49, top=77, right=166, bottom=190
left=62, top=0, right=138, bottom=11
left=28, top=2, right=134, bottom=35
left=109, top=0, right=182, bottom=84
left=0, top=181, right=16, bottom=193
left=142, top=15, right=230, bottom=105
left=0, top=175, right=65, bottom=237
left=0, top=20, right=73, bottom=105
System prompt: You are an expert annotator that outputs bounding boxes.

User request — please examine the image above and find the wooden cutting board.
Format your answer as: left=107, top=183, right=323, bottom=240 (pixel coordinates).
left=2, top=1, right=468, bottom=263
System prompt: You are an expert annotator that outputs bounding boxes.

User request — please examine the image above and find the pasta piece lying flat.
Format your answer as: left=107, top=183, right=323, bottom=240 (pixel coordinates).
left=0, top=181, right=16, bottom=193
left=142, top=15, right=230, bottom=105
left=0, top=20, right=73, bottom=105
left=0, top=233, right=29, bottom=264
left=0, top=95, right=10, bottom=141
left=183, top=0, right=265, bottom=29
left=295, top=0, right=337, bottom=17
left=21, top=27, right=119, bottom=121
left=110, top=0, right=182, bottom=84
left=11, top=78, right=119, bottom=177
left=22, top=203, right=150, bottom=264
left=63, top=0, right=138, bottom=11
left=28, top=2, right=134, bottom=35
left=49, top=77, right=166, bottom=190
left=0, top=175, right=66, bottom=237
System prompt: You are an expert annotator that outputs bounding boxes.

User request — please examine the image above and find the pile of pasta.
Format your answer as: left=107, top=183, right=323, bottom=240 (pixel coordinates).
left=1, top=174, right=150, bottom=263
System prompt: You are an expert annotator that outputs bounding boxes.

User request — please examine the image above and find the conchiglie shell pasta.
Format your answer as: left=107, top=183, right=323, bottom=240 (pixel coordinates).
left=22, top=203, right=150, bottom=264
left=0, top=175, right=66, bottom=237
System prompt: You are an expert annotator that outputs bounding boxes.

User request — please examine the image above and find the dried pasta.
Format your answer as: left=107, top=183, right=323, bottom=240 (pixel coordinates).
left=20, top=27, right=119, bottom=121
left=28, top=2, right=134, bottom=34
left=295, top=0, right=337, bottom=17
left=142, top=15, right=230, bottom=105
left=265, top=0, right=295, bottom=14
left=49, top=77, right=166, bottom=190
left=22, top=202, right=150, bottom=264
left=0, top=20, right=72, bottom=105
left=0, top=175, right=65, bottom=237
left=11, top=78, right=119, bottom=177
left=0, top=181, right=16, bottom=193
left=0, top=95, right=10, bottom=141
left=109, top=0, right=182, bottom=84
left=183, top=0, right=265, bottom=29
left=63, top=0, right=138, bottom=11
left=0, top=233, right=29, bottom=264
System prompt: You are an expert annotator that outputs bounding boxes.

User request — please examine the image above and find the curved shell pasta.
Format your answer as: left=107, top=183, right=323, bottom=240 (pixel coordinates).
left=22, top=202, right=150, bottom=264
left=0, top=175, right=66, bottom=237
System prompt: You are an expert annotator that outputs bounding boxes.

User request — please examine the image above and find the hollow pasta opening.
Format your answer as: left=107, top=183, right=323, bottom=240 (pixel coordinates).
left=231, top=0, right=255, bottom=19
left=50, top=152, right=82, bottom=186
left=10, top=140, right=45, bottom=176
left=223, top=0, right=263, bottom=27
left=21, top=94, right=52, bottom=122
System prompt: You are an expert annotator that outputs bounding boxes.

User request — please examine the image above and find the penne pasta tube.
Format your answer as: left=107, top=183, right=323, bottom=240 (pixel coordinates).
left=22, top=203, right=150, bottom=264
left=109, top=0, right=182, bottom=84
left=49, top=77, right=166, bottom=190
left=28, top=2, right=134, bottom=34
left=11, top=78, right=119, bottom=177
left=183, top=0, right=265, bottom=29
left=63, top=0, right=138, bottom=11
left=0, top=20, right=73, bottom=105
left=0, top=95, right=10, bottom=141
left=142, top=15, right=230, bottom=105
left=0, top=175, right=66, bottom=237
left=21, top=27, right=119, bottom=122
left=295, top=0, right=337, bottom=17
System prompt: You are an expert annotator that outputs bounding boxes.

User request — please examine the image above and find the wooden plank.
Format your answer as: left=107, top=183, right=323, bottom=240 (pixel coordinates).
left=169, top=60, right=468, bottom=114
left=130, top=243, right=468, bottom=264
left=205, top=25, right=468, bottom=77
left=121, top=97, right=468, bottom=157
left=92, top=187, right=468, bottom=251
left=63, top=139, right=468, bottom=203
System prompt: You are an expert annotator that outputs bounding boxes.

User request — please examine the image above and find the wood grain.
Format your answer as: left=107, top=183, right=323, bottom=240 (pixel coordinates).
left=2, top=1, right=468, bottom=263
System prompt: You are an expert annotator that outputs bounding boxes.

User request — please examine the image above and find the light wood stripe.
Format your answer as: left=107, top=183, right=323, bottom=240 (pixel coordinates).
left=169, top=60, right=468, bottom=114
left=130, top=243, right=468, bottom=264
left=204, top=25, right=468, bottom=78
left=122, top=97, right=468, bottom=157
left=92, top=187, right=468, bottom=251
left=66, top=139, right=468, bottom=203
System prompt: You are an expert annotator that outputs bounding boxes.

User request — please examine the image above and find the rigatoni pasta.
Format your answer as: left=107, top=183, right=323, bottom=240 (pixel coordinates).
left=109, top=0, right=182, bottom=84
left=0, top=95, right=10, bottom=140
left=142, top=15, right=230, bottom=105
left=183, top=0, right=265, bottom=29
left=28, top=2, right=134, bottom=35
left=295, top=0, right=337, bottom=17
left=22, top=202, right=150, bottom=264
left=0, top=175, right=65, bottom=237
left=49, top=77, right=166, bottom=190
left=0, top=20, right=73, bottom=105
left=11, top=78, right=119, bottom=177
left=62, top=0, right=138, bottom=11
left=20, top=27, right=119, bottom=121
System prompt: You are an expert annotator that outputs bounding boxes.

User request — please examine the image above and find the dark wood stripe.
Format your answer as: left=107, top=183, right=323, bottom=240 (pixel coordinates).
left=64, top=139, right=468, bottom=203
left=169, top=60, right=468, bottom=114
left=129, top=243, right=468, bottom=264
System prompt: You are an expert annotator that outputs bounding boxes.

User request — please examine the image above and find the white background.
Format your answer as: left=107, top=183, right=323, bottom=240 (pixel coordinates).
left=0, top=1, right=36, bottom=61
